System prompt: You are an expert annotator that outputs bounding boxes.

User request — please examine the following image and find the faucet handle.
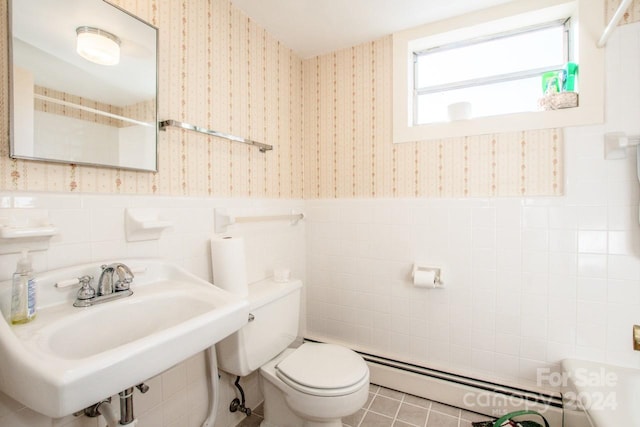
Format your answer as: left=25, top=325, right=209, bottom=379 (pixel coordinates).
left=114, top=263, right=134, bottom=291
left=76, top=275, right=96, bottom=300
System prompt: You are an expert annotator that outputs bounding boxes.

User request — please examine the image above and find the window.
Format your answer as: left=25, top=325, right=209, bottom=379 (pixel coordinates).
left=414, top=20, right=570, bottom=125
left=392, top=0, right=604, bottom=143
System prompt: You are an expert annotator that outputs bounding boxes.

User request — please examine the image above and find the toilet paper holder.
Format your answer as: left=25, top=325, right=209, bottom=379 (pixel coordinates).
left=411, top=265, right=443, bottom=287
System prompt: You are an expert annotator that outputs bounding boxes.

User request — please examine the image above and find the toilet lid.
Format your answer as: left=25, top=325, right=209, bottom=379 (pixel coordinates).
left=275, top=343, right=368, bottom=392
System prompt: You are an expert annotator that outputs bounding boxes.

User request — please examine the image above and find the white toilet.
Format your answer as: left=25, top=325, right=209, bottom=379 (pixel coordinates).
left=215, top=278, right=369, bottom=427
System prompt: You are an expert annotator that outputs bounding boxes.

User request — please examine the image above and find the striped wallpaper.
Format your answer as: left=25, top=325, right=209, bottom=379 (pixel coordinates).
left=302, top=38, right=563, bottom=198
left=608, top=0, right=640, bottom=22
left=0, top=0, right=635, bottom=198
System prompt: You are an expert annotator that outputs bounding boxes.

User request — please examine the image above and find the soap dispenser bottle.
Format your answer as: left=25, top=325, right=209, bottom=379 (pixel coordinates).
left=10, top=250, right=36, bottom=324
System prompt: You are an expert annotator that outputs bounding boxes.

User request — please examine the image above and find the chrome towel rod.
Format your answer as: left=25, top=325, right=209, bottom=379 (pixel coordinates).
left=158, top=119, right=273, bottom=152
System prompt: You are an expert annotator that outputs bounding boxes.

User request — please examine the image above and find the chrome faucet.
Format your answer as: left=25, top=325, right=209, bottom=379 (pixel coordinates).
left=72, top=263, right=135, bottom=307
left=98, top=263, right=134, bottom=296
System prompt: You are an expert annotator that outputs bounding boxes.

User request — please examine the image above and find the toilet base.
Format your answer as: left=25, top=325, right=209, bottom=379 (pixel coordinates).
left=259, top=373, right=344, bottom=427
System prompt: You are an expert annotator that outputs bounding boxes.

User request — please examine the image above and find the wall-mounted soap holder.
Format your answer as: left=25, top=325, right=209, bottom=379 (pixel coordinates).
left=125, top=208, right=173, bottom=242
left=0, top=208, right=58, bottom=254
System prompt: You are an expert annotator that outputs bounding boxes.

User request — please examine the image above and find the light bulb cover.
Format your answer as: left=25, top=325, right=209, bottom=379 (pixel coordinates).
left=76, top=26, right=120, bottom=66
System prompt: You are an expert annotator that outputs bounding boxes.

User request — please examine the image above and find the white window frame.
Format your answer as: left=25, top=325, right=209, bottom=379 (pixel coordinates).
left=392, top=0, right=604, bottom=143
left=413, top=19, right=571, bottom=125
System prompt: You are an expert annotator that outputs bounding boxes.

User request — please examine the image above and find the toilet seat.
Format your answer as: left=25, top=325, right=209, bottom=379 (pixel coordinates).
left=275, top=343, right=369, bottom=397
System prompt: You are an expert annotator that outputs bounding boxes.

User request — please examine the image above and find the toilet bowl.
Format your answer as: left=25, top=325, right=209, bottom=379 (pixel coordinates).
left=259, top=343, right=369, bottom=426
left=214, top=278, right=369, bottom=426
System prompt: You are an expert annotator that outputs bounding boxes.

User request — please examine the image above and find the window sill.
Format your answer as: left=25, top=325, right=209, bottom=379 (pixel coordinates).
left=397, top=102, right=601, bottom=141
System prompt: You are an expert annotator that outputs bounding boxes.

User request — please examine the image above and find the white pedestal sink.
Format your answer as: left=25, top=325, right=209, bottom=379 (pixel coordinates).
left=0, top=259, right=249, bottom=418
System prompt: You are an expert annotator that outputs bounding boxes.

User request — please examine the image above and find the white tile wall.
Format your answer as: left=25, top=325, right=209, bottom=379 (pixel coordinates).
left=305, top=172, right=640, bottom=388
left=305, top=22, right=640, bottom=391
left=0, top=194, right=304, bottom=427
left=0, top=194, right=305, bottom=283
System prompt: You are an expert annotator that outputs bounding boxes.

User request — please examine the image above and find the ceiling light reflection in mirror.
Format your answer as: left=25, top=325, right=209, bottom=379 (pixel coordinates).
left=76, top=26, right=121, bottom=66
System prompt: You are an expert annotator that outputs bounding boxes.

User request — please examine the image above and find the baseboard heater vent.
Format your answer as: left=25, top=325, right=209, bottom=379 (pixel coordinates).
left=305, top=338, right=563, bottom=425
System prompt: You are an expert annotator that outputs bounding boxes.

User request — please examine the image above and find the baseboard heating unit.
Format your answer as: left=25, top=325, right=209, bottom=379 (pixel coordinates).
left=305, top=339, right=564, bottom=426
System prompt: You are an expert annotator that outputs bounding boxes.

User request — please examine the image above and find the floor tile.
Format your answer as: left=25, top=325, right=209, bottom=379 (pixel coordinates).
left=369, top=395, right=401, bottom=417
left=237, top=413, right=263, bottom=427
left=426, top=411, right=459, bottom=427
left=430, top=401, right=461, bottom=417
left=396, top=403, right=428, bottom=426
left=402, top=393, right=431, bottom=408
left=343, top=408, right=365, bottom=427
left=378, top=387, right=405, bottom=400
left=364, top=392, right=375, bottom=408
left=460, top=408, right=492, bottom=422
left=360, top=411, right=395, bottom=427
left=240, top=383, right=496, bottom=427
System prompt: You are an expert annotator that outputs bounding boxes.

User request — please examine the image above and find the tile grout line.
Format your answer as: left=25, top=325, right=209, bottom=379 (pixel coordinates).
left=241, top=385, right=477, bottom=427
left=423, top=401, right=432, bottom=427
left=390, top=392, right=405, bottom=424
left=457, top=407, right=466, bottom=427
left=356, top=387, right=379, bottom=427
left=343, top=384, right=480, bottom=427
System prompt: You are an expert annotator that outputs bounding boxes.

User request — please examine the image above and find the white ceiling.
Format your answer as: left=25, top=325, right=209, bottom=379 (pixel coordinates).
left=230, top=0, right=519, bottom=58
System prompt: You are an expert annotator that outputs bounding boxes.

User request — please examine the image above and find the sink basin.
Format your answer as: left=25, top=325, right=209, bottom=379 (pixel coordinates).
left=0, top=259, right=249, bottom=418
left=41, top=291, right=221, bottom=359
left=562, top=359, right=640, bottom=426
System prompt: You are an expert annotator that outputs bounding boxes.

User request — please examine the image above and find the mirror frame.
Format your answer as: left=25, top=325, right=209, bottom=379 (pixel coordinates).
left=7, top=0, right=159, bottom=172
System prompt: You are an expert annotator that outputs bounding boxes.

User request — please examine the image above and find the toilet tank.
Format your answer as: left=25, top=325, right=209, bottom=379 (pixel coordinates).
left=216, top=278, right=302, bottom=377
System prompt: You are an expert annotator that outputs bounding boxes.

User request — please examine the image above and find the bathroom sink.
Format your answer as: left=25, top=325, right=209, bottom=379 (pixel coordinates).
left=0, top=259, right=249, bottom=418
left=41, top=292, right=222, bottom=359
left=562, top=358, right=640, bottom=426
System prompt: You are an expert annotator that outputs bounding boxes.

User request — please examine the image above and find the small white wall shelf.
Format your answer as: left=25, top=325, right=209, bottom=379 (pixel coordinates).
left=125, top=208, right=173, bottom=242
left=0, top=208, right=58, bottom=254
left=604, top=132, right=640, bottom=159
left=214, top=209, right=304, bottom=234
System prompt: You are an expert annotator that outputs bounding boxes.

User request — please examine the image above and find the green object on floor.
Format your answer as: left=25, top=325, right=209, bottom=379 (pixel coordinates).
left=472, top=410, right=550, bottom=427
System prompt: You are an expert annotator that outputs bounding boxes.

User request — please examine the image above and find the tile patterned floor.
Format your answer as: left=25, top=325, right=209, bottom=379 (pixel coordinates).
left=237, top=383, right=493, bottom=427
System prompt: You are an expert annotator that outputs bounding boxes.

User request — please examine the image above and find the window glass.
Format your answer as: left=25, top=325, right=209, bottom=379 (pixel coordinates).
left=414, top=21, right=568, bottom=124
left=416, top=77, right=541, bottom=123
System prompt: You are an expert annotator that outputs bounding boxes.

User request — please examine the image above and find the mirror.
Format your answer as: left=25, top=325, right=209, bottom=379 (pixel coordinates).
left=8, top=0, right=158, bottom=171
